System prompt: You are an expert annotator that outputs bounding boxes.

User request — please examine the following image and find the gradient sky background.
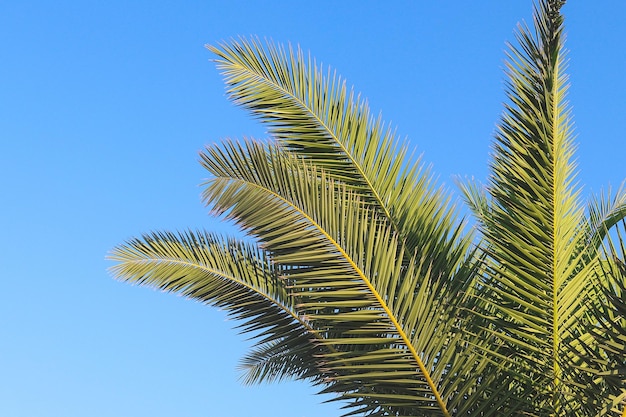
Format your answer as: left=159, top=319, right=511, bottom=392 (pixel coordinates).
left=1, top=1, right=625, bottom=416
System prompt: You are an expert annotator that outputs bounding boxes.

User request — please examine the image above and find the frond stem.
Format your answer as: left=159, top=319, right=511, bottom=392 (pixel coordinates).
left=551, top=41, right=562, bottom=409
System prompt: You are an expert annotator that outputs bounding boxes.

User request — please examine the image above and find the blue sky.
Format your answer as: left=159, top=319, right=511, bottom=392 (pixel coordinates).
left=1, top=2, right=625, bottom=416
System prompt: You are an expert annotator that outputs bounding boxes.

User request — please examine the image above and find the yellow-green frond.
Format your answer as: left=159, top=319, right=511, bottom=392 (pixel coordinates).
left=108, top=231, right=327, bottom=385
left=199, top=139, right=491, bottom=416
left=466, top=0, right=608, bottom=414
left=207, top=38, right=471, bottom=278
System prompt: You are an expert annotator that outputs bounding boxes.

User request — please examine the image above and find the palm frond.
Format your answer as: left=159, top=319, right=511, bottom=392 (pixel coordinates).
left=108, top=231, right=327, bottom=385
left=200, top=139, right=489, bottom=416
left=585, top=184, right=626, bottom=251
left=465, top=0, right=608, bottom=414
left=457, top=177, right=491, bottom=227
left=579, top=219, right=626, bottom=416
left=206, top=37, right=471, bottom=274
left=238, top=340, right=323, bottom=385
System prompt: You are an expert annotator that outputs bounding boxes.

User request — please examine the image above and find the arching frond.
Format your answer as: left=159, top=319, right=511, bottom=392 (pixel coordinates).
left=585, top=184, right=626, bottom=251
left=200, top=139, right=488, bottom=416
left=206, top=37, right=471, bottom=275
left=579, top=219, right=626, bottom=416
left=108, top=231, right=327, bottom=385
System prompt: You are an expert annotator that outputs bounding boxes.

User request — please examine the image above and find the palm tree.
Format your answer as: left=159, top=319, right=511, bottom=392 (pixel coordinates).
left=109, top=1, right=626, bottom=415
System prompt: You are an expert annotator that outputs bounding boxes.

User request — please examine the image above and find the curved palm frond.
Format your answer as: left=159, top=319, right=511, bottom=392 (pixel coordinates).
left=200, top=139, right=489, bottom=416
left=108, top=231, right=328, bottom=385
left=238, top=340, right=324, bottom=385
left=206, top=37, right=471, bottom=277
left=578, top=219, right=626, bottom=416
left=585, top=184, right=626, bottom=251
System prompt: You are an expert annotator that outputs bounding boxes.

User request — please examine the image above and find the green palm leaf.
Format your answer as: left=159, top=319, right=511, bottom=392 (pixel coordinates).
left=200, top=139, right=488, bottom=416
left=463, top=1, right=626, bottom=415
left=579, top=219, right=626, bottom=416
left=206, top=37, right=470, bottom=276
left=585, top=185, right=626, bottom=251
left=109, top=231, right=328, bottom=385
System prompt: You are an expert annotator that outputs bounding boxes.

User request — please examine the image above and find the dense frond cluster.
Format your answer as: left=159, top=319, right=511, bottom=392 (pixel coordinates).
left=110, top=1, right=625, bottom=415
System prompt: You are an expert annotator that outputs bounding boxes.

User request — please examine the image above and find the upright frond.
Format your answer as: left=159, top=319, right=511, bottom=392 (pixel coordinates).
left=465, top=0, right=606, bottom=414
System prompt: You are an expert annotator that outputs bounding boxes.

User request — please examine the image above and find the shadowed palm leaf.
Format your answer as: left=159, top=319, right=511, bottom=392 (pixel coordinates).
left=109, top=231, right=330, bottom=381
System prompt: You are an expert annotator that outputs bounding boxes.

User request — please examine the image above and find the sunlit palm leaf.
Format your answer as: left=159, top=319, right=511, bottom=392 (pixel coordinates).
left=465, top=1, right=624, bottom=415
left=206, top=37, right=471, bottom=280
left=200, top=139, right=488, bottom=416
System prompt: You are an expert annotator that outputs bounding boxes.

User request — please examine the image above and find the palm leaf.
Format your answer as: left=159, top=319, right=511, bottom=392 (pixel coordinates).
left=585, top=185, right=626, bottom=251
left=238, top=340, right=323, bottom=385
left=462, top=1, right=626, bottom=415
left=200, top=139, right=488, bottom=416
left=108, top=231, right=328, bottom=385
left=206, top=37, right=471, bottom=277
left=579, top=219, right=626, bottom=416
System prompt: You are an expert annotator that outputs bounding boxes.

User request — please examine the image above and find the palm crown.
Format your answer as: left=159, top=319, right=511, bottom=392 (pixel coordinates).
left=110, top=1, right=626, bottom=415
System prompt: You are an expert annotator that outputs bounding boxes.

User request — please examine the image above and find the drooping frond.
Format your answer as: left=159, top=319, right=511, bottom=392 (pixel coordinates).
left=108, top=231, right=327, bottom=384
left=206, top=38, right=471, bottom=275
left=109, top=231, right=286, bottom=313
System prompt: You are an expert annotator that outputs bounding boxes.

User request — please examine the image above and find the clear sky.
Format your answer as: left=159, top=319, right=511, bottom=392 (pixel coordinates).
left=1, top=2, right=625, bottom=417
